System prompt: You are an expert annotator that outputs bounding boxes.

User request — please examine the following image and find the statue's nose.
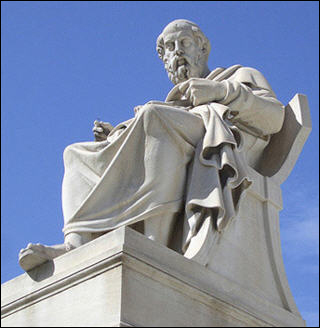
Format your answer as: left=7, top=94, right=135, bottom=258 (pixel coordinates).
left=174, top=41, right=184, bottom=56
left=175, top=48, right=184, bottom=56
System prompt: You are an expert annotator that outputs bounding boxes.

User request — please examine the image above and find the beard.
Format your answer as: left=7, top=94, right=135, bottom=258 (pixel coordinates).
left=165, top=54, right=204, bottom=85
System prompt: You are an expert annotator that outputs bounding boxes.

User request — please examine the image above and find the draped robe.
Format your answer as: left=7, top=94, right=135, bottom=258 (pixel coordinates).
left=61, top=65, right=284, bottom=254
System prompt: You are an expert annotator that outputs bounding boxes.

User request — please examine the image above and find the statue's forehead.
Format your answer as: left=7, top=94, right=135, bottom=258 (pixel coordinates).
left=163, top=30, right=194, bottom=42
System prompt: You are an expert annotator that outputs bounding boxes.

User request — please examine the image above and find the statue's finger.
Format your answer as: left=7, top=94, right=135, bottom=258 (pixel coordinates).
left=178, top=81, right=189, bottom=94
left=100, top=122, right=113, bottom=131
left=103, top=122, right=113, bottom=130
left=93, top=126, right=103, bottom=133
left=192, top=95, right=201, bottom=107
left=184, top=85, right=193, bottom=100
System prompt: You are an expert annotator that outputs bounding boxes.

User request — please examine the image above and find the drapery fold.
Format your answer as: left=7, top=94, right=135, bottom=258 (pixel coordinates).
left=182, top=103, right=252, bottom=253
left=62, top=101, right=251, bottom=256
left=61, top=65, right=284, bottom=257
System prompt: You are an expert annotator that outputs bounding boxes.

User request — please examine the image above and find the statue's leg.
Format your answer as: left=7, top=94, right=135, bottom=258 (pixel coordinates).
left=144, top=213, right=177, bottom=246
left=61, top=103, right=205, bottom=249
left=137, top=104, right=205, bottom=247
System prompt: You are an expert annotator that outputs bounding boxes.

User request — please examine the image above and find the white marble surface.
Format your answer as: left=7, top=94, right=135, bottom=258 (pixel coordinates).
left=2, top=226, right=306, bottom=327
left=18, top=20, right=286, bottom=272
left=11, top=19, right=311, bottom=327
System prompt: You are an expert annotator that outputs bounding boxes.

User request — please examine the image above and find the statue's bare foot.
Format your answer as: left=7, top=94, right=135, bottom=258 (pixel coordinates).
left=19, top=243, right=68, bottom=272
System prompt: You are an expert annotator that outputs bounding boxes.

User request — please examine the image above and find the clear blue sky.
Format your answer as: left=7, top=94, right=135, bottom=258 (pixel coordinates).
left=1, top=1, right=319, bottom=326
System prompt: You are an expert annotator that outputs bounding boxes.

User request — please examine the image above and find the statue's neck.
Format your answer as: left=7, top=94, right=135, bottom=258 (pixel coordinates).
left=201, top=65, right=211, bottom=78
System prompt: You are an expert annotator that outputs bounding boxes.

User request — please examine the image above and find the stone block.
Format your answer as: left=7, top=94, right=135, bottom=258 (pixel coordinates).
left=1, top=226, right=305, bottom=327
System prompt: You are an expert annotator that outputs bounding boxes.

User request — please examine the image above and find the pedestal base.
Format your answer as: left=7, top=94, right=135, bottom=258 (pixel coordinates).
left=1, top=226, right=305, bottom=327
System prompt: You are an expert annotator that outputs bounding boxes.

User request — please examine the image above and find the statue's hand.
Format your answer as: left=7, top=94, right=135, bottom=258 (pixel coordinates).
left=178, top=78, right=227, bottom=107
left=93, top=120, right=113, bottom=141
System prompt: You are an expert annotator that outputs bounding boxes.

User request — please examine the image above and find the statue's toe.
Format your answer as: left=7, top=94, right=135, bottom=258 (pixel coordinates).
left=18, top=245, right=50, bottom=272
left=25, top=243, right=45, bottom=252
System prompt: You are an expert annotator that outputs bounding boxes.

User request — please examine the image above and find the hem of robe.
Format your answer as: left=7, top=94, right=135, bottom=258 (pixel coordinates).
left=62, top=197, right=182, bottom=236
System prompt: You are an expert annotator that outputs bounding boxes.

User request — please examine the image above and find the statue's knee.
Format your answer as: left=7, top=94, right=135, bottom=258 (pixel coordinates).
left=63, top=145, right=75, bottom=162
left=63, top=143, right=82, bottom=163
left=138, top=104, right=162, bottom=133
left=138, top=103, right=158, bottom=118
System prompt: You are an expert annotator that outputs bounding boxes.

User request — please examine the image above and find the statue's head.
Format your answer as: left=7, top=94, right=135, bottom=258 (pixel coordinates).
left=157, top=19, right=211, bottom=85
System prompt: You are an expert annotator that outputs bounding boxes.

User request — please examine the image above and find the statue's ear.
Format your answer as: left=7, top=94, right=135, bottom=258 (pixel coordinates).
left=156, top=35, right=165, bottom=61
left=201, top=41, right=209, bottom=55
left=157, top=46, right=164, bottom=61
left=195, top=35, right=209, bottom=56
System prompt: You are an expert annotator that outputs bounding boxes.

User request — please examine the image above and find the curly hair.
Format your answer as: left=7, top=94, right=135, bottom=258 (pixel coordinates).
left=156, top=19, right=211, bottom=62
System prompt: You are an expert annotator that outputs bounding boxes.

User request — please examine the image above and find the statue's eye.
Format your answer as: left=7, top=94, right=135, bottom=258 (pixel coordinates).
left=165, top=42, right=174, bottom=51
left=182, top=39, right=191, bottom=47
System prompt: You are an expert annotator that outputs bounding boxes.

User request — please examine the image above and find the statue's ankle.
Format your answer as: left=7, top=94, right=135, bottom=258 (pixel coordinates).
left=65, top=242, right=76, bottom=252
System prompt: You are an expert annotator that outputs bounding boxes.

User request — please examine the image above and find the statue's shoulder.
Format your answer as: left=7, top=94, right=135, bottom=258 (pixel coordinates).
left=209, top=64, right=268, bottom=86
left=228, top=65, right=274, bottom=93
left=232, top=65, right=265, bottom=79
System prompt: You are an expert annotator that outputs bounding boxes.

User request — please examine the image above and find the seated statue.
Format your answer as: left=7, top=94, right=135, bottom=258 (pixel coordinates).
left=19, top=19, right=285, bottom=272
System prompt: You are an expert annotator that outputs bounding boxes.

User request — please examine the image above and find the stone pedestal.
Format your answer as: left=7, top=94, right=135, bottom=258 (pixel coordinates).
left=1, top=226, right=305, bottom=327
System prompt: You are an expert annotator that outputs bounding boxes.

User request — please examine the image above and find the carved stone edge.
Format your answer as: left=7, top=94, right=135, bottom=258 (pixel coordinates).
left=262, top=179, right=301, bottom=316
left=1, top=251, right=123, bottom=318
left=123, top=214, right=305, bottom=327
left=187, top=166, right=303, bottom=322
left=272, top=93, right=312, bottom=184
left=249, top=168, right=302, bottom=316
left=1, top=227, right=305, bottom=326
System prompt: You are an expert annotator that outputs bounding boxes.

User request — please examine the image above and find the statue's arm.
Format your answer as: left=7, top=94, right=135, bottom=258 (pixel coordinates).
left=218, top=67, right=285, bottom=136
left=167, top=67, right=284, bottom=136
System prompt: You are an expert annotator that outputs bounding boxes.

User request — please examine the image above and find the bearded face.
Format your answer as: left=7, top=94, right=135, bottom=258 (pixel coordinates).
left=164, top=51, right=203, bottom=85
left=162, top=30, right=207, bottom=85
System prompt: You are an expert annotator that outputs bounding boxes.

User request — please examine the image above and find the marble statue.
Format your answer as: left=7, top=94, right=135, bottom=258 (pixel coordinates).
left=18, top=19, right=285, bottom=272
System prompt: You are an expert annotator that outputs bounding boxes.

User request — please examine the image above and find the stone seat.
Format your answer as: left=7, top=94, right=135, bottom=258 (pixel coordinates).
left=257, top=93, right=312, bottom=183
left=1, top=95, right=311, bottom=327
left=183, top=93, right=311, bottom=324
